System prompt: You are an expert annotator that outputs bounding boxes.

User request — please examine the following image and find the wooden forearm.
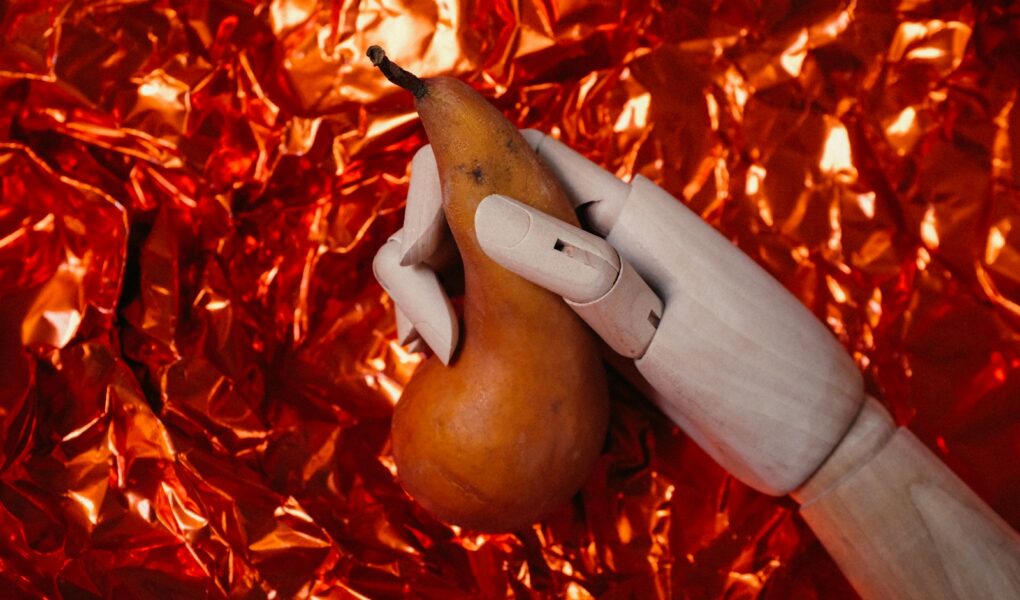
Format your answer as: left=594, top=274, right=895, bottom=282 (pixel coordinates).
left=794, top=397, right=1020, bottom=600
left=507, top=149, right=1020, bottom=597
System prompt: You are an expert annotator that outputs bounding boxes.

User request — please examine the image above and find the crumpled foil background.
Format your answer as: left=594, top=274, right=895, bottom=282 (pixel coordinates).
left=1, top=0, right=1018, bottom=597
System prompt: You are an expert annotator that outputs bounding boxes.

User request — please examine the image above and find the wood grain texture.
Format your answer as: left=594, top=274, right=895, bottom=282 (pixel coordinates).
left=611, top=176, right=864, bottom=495
left=793, top=395, right=896, bottom=505
left=799, top=409, right=1020, bottom=600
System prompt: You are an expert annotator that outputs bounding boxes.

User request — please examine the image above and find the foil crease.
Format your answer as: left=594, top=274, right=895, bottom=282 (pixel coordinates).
left=1, top=0, right=1018, bottom=598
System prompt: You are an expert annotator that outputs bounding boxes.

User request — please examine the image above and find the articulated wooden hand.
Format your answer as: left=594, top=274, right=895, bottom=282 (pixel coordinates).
left=374, top=130, right=1020, bottom=600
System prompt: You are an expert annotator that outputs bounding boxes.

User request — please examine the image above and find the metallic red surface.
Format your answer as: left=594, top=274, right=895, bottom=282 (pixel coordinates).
left=1, top=1, right=1018, bottom=597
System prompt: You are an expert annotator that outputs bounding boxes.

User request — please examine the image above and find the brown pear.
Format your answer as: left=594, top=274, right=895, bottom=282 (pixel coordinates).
left=369, top=47, right=609, bottom=532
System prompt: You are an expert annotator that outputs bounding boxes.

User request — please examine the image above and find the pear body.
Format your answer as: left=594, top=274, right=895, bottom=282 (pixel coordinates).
left=391, top=77, right=610, bottom=532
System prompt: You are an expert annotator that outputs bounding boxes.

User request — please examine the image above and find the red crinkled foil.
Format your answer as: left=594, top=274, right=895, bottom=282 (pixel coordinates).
left=1, top=1, right=1018, bottom=597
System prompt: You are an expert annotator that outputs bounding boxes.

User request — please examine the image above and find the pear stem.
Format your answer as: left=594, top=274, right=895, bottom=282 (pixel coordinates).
left=367, top=46, right=427, bottom=99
